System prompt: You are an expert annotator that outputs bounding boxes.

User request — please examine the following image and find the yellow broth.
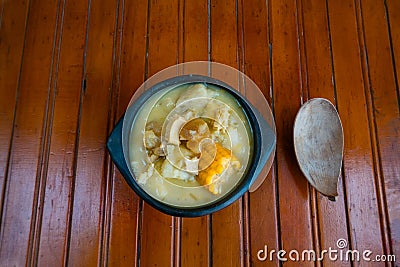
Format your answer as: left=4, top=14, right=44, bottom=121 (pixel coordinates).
left=129, top=83, right=252, bottom=207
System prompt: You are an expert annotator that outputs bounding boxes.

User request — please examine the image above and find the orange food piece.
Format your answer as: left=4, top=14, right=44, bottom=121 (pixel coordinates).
left=198, top=139, right=217, bottom=170
left=197, top=143, right=240, bottom=194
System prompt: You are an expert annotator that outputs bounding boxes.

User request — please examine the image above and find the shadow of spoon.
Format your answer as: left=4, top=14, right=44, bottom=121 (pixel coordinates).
left=293, top=98, right=344, bottom=201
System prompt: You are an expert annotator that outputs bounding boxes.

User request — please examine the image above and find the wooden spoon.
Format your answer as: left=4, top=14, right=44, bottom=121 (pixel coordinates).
left=293, top=98, right=344, bottom=201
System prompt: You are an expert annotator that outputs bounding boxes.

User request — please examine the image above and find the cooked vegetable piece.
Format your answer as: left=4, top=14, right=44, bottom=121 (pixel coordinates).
left=161, top=159, right=195, bottom=181
left=164, top=115, right=187, bottom=145
left=180, top=118, right=210, bottom=140
left=180, top=118, right=211, bottom=155
left=138, top=164, right=155, bottom=185
left=146, top=121, right=162, bottom=136
left=198, top=139, right=217, bottom=170
left=197, top=143, right=241, bottom=194
left=176, top=84, right=208, bottom=106
left=145, top=130, right=160, bottom=149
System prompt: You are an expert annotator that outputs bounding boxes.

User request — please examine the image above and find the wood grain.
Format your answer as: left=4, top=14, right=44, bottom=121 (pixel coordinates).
left=327, top=0, right=385, bottom=265
left=34, top=0, right=85, bottom=264
left=301, top=0, right=350, bottom=266
left=106, top=0, right=148, bottom=265
left=359, top=0, right=400, bottom=261
left=270, top=0, right=314, bottom=265
left=386, top=0, right=400, bottom=108
left=0, top=0, right=398, bottom=266
left=0, top=0, right=29, bottom=225
left=0, top=0, right=58, bottom=265
left=66, top=0, right=118, bottom=265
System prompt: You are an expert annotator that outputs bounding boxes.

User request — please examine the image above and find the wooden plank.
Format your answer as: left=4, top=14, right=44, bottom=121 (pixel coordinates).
left=241, top=0, right=280, bottom=266
left=30, top=0, right=88, bottom=265
left=0, top=0, right=29, bottom=230
left=66, top=0, right=118, bottom=265
left=181, top=217, right=208, bottom=267
left=270, top=0, right=315, bottom=265
left=180, top=0, right=210, bottom=266
left=182, top=0, right=208, bottom=63
left=210, top=0, right=239, bottom=87
left=301, top=0, right=350, bottom=266
left=327, top=0, right=386, bottom=265
left=106, top=0, right=148, bottom=265
left=359, top=0, right=400, bottom=261
left=210, top=0, right=238, bottom=68
left=210, top=1, right=243, bottom=266
left=0, top=2, right=4, bottom=21
left=147, top=0, right=179, bottom=76
left=0, top=0, right=59, bottom=265
left=385, top=0, right=400, bottom=261
left=139, top=0, right=179, bottom=266
left=386, top=0, right=400, bottom=104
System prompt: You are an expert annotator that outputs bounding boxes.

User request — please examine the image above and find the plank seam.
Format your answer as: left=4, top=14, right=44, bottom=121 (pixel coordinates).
left=143, top=0, right=151, bottom=88
left=208, top=214, right=213, bottom=267
left=236, top=0, right=248, bottom=266
left=325, top=2, right=356, bottom=266
left=136, top=1, right=152, bottom=266
left=63, top=0, right=93, bottom=264
left=171, top=217, right=176, bottom=267
left=383, top=0, right=400, bottom=112
left=0, top=0, right=32, bottom=246
left=355, top=0, right=394, bottom=262
left=207, top=0, right=211, bottom=62
left=237, top=1, right=251, bottom=265
left=266, top=1, right=282, bottom=266
left=28, top=0, right=65, bottom=265
left=174, top=1, right=184, bottom=265
left=295, top=0, right=308, bottom=105
left=102, top=0, right=125, bottom=265
left=99, top=0, right=124, bottom=265
left=0, top=0, right=5, bottom=28
left=174, top=217, right=181, bottom=267
left=177, top=0, right=184, bottom=64
left=171, top=0, right=185, bottom=266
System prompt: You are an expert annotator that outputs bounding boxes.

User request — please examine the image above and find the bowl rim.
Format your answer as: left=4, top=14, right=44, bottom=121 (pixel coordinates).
left=120, top=74, right=263, bottom=217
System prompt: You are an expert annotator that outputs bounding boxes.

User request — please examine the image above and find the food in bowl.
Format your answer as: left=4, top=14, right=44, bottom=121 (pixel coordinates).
left=128, top=83, right=253, bottom=207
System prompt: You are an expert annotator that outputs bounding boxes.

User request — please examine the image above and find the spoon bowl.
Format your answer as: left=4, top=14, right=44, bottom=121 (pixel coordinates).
left=293, top=98, right=343, bottom=200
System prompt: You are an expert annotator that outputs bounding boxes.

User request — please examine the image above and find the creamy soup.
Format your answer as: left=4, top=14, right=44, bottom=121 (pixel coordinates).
left=129, top=83, right=252, bottom=207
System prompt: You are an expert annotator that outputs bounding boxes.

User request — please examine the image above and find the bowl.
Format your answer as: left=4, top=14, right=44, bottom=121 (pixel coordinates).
left=107, top=62, right=276, bottom=217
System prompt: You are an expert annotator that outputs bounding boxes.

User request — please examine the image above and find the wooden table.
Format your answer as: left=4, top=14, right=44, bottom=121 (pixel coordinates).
left=1, top=0, right=399, bottom=266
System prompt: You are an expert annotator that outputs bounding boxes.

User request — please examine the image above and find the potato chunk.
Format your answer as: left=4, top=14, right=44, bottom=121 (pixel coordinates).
left=144, top=130, right=160, bottom=149
left=161, top=159, right=195, bottom=181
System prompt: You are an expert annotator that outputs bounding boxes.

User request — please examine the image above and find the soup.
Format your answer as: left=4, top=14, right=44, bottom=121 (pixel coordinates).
left=129, top=83, right=252, bottom=207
